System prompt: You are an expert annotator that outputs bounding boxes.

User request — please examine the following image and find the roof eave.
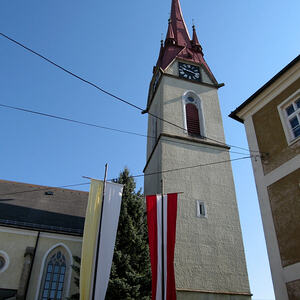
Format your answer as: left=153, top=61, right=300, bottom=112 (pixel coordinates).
left=229, top=54, right=300, bottom=123
left=228, top=111, right=244, bottom=123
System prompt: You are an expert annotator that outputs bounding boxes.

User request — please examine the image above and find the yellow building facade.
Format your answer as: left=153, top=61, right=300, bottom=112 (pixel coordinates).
left=230, top=54, right=300, bottom=300
left=0, top=180, right=88, bottom=300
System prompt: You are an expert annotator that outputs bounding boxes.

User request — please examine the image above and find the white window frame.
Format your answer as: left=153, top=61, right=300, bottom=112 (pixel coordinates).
left=182, top=90, right=206, bottom=137
left=278, top=89, right=300, bottom=145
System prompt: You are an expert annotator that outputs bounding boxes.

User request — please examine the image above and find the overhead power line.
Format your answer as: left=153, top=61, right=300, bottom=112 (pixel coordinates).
left=0, top=103, right=149, bottom=138
left=127, top=156, right=252, bottom=179
left=0, top=32, right=262, bottom=155
left=0, top=102, right=251, bottom=156
left=0, top=155, right=253, bottom=197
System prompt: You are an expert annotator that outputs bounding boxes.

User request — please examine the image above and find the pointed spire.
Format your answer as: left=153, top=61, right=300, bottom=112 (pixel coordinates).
left=192, top=25, right=203, bottom=55
left=165, top=19, right=176, bottom=45
left=170, top=0, right=191, bottom=47
left=153, top=0, right=217, bottom=84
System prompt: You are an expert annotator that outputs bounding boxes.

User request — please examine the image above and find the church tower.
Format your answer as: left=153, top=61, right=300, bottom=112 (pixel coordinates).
left=144, top=1, right=252, bottom=299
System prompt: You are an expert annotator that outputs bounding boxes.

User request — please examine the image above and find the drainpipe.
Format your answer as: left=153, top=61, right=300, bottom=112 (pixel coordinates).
left=19, top=231, right=40, bottom=300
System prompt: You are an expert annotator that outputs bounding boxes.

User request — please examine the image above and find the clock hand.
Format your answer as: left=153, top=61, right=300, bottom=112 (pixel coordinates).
left=182, top=67, right=197, bottom=75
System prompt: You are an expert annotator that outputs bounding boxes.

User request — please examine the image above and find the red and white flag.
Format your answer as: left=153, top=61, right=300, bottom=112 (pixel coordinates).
left=146, top=193, right=178, bottom=300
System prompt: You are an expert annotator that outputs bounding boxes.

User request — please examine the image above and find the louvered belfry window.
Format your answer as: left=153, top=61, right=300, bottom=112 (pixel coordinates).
left=186, top=103, right=201, bottom=136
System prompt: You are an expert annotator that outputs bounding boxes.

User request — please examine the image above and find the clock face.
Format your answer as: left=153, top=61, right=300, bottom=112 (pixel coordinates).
left=178, top=62, right=201, bottom=81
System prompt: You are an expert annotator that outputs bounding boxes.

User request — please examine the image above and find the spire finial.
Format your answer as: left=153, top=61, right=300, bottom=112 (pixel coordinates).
left=170, top=0, right=191, bottom=47
left=165, top=17, right=175, bottom=45
left=191, top=24, right=203, bottom=55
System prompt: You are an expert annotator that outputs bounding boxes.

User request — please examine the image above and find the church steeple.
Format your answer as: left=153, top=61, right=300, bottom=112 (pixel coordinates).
left=170, top=0, right=191, bottom=47
left=145, top=2, right=251, bottom=298
left=155, top=0, right=217, bottom=84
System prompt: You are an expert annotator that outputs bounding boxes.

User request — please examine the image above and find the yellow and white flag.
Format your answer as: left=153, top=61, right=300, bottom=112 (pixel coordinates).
left=80, top=179, right=123, bottom=300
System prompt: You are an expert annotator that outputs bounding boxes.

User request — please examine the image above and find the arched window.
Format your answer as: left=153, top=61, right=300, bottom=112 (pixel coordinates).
left=182, top=92, right=205, bottom=138
left=39, top=247, right=70, bottom=300
left=186, top=103, right=201, bottom=136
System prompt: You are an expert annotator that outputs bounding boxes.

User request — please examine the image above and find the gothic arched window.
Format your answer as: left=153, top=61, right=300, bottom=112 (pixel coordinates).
left=183, top=92, right=205, bottom=138
left=39, top=247, right=69, bottom=300
left=186, top=103, right=201, bottom=136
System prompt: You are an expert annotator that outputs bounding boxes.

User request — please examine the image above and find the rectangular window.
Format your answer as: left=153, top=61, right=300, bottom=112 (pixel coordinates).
left=278, top=90, right=300, bottom=144
left=196, top=201, right=206, bottom=218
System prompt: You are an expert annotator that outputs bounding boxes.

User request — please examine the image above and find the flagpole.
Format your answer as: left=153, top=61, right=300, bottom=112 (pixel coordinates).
left=161, top=179, right=165, bottom=300
left=92, top=163, right=108, bottom=300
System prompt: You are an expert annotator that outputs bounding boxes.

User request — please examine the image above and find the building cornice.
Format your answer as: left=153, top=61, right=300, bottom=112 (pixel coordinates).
left=143, top=133, right=230, bottom=173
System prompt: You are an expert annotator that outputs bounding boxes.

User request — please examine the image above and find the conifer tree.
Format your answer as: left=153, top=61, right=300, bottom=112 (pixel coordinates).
left=106, top=168, right=151, bottom=300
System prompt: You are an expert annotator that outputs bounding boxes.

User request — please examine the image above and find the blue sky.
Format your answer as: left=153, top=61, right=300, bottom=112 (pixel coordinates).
left=1, top=0, right=299, bottom=299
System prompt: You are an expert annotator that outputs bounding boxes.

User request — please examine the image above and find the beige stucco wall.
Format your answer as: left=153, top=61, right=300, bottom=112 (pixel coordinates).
left=160, top=74, right=226, bottom=144
left=144, top=142, right=162, bottom=196
left=147, top=83, right=163, bottom=161
left=286, top=279, right=300, bottom=300
left=161, top=139, right=250, bottom=294
left=0, top=227, right=37, bottom=290
left=268, top=168, right=300, bottom=267
left=0, top=226, right=82, bottom=300
left=252, top=78, right=300, bottom=175
left=177, top=291, right=251, bottom=300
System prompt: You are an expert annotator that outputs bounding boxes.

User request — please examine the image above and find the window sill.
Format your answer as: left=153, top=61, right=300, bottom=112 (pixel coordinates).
left=188, top=133, right=205, bottom=139
left=288, top=136, right=300, bottom=148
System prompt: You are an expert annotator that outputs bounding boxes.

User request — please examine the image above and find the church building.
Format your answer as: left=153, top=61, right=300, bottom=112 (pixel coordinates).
left=0, top=180, right=87, bottom=300
left=144, top=0, right=252, bottom=299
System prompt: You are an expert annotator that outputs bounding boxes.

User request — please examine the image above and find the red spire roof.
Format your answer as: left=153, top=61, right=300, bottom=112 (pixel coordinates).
left=155, top=0, right=217, bottom=84
left=166, top=19, right=175, bottom=44
left=170, top=0, right=191, bottom=47
left=192, top=26, right=201, bottom=48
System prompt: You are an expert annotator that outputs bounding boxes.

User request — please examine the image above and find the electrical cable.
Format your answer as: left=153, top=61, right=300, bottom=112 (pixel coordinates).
left=0, top=155, right=254, bottom=197
left=0, top=32, right=262, bottom=155
left=116, top=155, right=253, bottom=180
left=0, top=103, right=149, bottom=138
left=0, top=102, right=251, bottom=156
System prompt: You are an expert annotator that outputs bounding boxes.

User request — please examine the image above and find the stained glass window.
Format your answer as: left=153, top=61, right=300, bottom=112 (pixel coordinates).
left=41, top=251, right=66, bottom=300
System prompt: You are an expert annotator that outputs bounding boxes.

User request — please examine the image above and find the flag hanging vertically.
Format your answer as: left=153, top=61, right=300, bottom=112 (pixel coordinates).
left=80, top=179, right=123, bottom=300
left=81, top=180, right=103, bottom=300
left=146, top=193, right=178, bottom=300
